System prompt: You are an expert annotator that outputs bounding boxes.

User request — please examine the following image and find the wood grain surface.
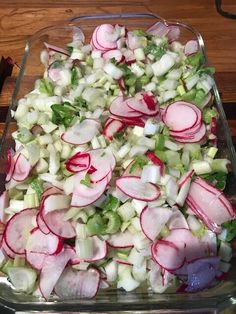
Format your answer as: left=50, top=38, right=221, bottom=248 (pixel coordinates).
left=0, top=0, right=236, bottom=142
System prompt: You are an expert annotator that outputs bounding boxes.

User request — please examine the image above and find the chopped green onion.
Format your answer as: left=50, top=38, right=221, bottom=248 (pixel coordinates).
left=104, top=212, right=121, bottom=234
left=39, top=78, right=54, bottom=96
left=80, top=173, right=91, bottom=187
left=102, top=195, right=120, bottom=212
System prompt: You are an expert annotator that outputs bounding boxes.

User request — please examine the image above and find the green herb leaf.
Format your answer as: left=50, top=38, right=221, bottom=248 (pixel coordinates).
left=51, top=102, right=77, bottom=127
left=71, top=67, right=78, bottom=87
left=185, top=52, right=204, bottom=69
left=101, top=195, right=120, bottom=212
left=144, top=41, right=167, bottom=59
left=198, top=66, right=215, bottom=76
left=80, top=173, right=91, bottom=187
left=39, top=78, right=54, bottom=96
left=222, top=220, right=236, bottom=241
left=74, top=96, right=88, bottom=109
left=30, top=178, right=44, bottom=198
left=201, top=172, right=227, bottom=190
left=67, top=46, right=73, bottom=55
left=129, top=156, right=148, bottom=174
left=133, top=29, right=148, bottom=37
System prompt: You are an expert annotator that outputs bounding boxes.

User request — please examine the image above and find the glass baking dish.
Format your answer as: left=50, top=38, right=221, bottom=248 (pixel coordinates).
left=0, top=12, right=236, bottom=314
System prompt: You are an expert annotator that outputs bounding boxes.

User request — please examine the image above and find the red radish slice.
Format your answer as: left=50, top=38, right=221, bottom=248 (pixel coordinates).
left=103, top=49, right=123, bottom=62
left=26, top=251, right=46, bottom=270
left=41, top=208, right=76, bottom=239
left=109, top=96, right=143, bottom=118
left=184, top=40, right=199, bottom=56
left=1, top=239, right=18, bottom=259
left=109, top=115, right=145, bottom=127
left=12, top=153, right=31, bottom=182
left=71, top=171, right=109, bottom=207
left=84, top=236, right=108, bottom=262
left=151, top=240, right=185, bottom=271
left=143, top=93, right=157, bottom=111
left=104, top=119, right=126, bottom=140
left=42, top=194, right=71, bottom=215
left=6, top=148, right=14, bottom=182
left=126, top=97, right=159, bottom=116
left=89, top=148, right=116, bottom=183
left=126, top=31, right=142, bottom=50
left=165, top=228, right=205, bottom=262
left=146, top=151, right=165, bottom=176
left=167, top=26, right=180, bottom=42
left=147, top=21, right=169, bottom=37
left=44, top=42, right=69, bottom=56
left=4, top=208, right=37, bottom=255
left=108, top=230, right=134, bottom=248
left=54, top=266, right=100, bottom=299
left=42, top=186, right=63, bottom=199
left=39, top=247, right=75, bottom=300
left=163, top=102, right=199, bottom=132
left=167, top=209, right=189, bottom=230
left=0, top=191, right=8, bottom=223
left=116, top=176, right=160, bottom=201
left=95, top=24, right=118, bottom=50
left=178, top=170, right=194, bottom=188
left=140, top=206, right=172, bottom=241
left=26, top=228, right=63, bottom=255
left=65, top=152, right=91, bottom=173
left=186, top=177, right=236, bottom=233
left=172, top=124, right=206, bottom=143
left=61, top=119, right=100, bottom=145
left=72, top=26, right=85, bottom=43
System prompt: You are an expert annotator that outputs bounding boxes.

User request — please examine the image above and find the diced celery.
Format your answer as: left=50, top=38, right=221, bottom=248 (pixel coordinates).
left=117, top=202, right=135, bottom=222
left=192, top=161, right=212, bottom=175
left=165, top=150, right=181, bottom=167
left=211, top=159, right=229, bottom=173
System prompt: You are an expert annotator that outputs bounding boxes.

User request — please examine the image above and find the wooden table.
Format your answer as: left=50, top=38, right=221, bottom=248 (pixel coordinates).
left=0, top=0, right=236, bottom=146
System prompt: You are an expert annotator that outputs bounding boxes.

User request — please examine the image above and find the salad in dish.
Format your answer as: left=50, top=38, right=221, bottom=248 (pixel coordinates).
left=0, top=21, right=235, bottom=300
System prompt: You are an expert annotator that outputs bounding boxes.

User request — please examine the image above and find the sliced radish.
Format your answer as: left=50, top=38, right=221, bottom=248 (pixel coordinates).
left=140, top=206, right=172, bottom=241
left=71, top=171, right=110, bottom=207
left=95, top=24, right=118, bottom=50
left=72, top=26, right=85, bottom=43
left=26, top=251, right=46, bottom=270
left=89, top=148, right=116, bottom=183
left=6, top=148, right=14, bottom=182
left=0, top=191, right=8, bottom=223
left=173, top=123, right=206, bottom=143
left=41, top=208, right=76, bottom=239
left=4, top=208, right=37, bottom=255
left=178, top=170, right=194, bottom=188
left=126, top=96, right=159, bottom=116
left=109, top=96, right=143, bottom=118
left=41, top=186, right=63, bottom=200
left=146, top=150, right=165, bottom=176
left=1, top=238, right=18, bottom=259
left=151, top=240, right=185, bottom=271
left=104, top=119, right=126, bottom=140
left=26, top=228, right=63, bottom=255
left=54, top=266, right=100, bottom=299
left=84, top=236, right=108, bottom=262
left=103, top=49, right=123, bottom=62
left=165, top=228, right=205, bottom=262
left=184, top=40, right=199, bottom=56
left=163, top=101, right=199, bottom=132
left=166, top=26, right=180, bottom=43
left=12, top=153, right=31, bottom=182
left=108, top=230, right=134, bottom=248
left=42, top=194, right=71, bottom=215
left=39, top=247, right=75, bottom=300
left=44, top=42, right=69, bottom=56
left=61, top=119, right=100, bottom=145
left=116, top=176, right=160, bottom=201
left=147, top=21, right=169, bottom=37
left=65, top=152, right=90, bottom=173
left=167, top=208, right=189, bottom=230
left=186, top=177, right=236, bottom=233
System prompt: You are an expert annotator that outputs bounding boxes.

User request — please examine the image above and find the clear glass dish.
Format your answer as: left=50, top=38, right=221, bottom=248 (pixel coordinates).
left=0, top=12, right=236, bottom=314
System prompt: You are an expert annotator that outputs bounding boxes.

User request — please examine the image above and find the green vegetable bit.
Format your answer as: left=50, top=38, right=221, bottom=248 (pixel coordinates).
left=71, top=67, right=78, bottom=87
left=201, top=172, right=227, bottom=190
left=203, top=107, right=218, bottom=124
left=104, top=211, right=121, bottom=234
left=51, top=101, right=79, bottom=127
left=129, top=156, right=148, bottom=174
left=101, top=195, right=120, bottom=212
left=39, top=78, right=54, bottom=96
left=30, top=178, right=44, bottom=198
left=80, top=173, right=91, bottom=187
left=144, top=41, right=167, bottom=59
left=222, top=220, right=236, bottom=242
